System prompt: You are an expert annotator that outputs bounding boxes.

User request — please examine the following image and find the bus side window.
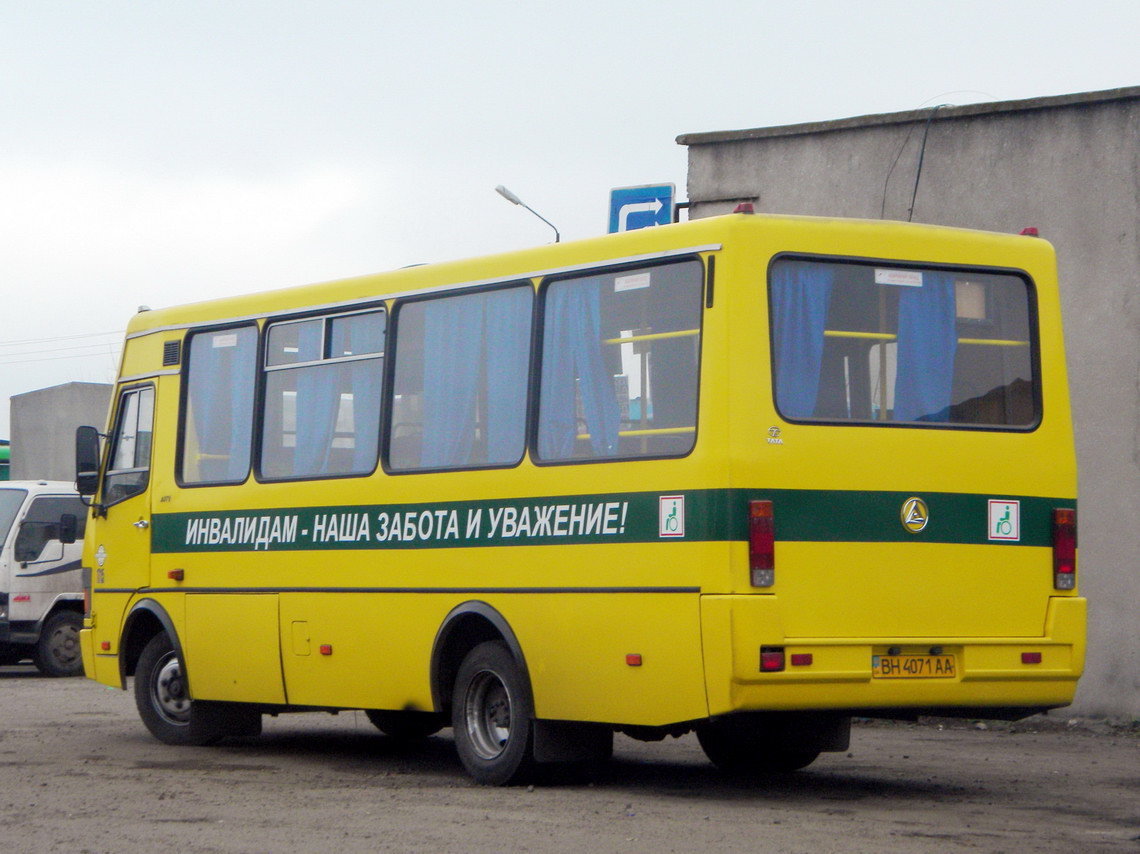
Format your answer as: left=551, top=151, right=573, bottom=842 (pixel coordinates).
left=388, top=285, right=532, bottom=472
left=104, top=386, right=155, bottom=506
left=180, top=326, right=258, bottom=484
left=536, top=260, right=702, bottom=462
left=260, top=310, right=385, bottom=480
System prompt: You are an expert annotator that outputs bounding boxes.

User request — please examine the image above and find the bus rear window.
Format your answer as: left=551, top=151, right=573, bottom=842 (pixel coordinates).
left=769, top=258, right=1038, bottom=428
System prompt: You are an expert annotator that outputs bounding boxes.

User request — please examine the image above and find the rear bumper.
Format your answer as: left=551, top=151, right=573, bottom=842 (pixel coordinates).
left=700, top=594, right=1085, bottom=717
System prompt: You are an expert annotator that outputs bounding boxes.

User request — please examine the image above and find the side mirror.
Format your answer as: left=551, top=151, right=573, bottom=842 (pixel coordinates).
left=75, top=426, right=101, bottom=496
left=59, top=513, right=78, bottom=545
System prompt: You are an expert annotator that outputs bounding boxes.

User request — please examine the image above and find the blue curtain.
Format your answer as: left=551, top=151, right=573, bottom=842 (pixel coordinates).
left=538, top=279, right=620, bottom=458
left=894, top=272, right=957, bottom=422
left=294, top=322, right=339, bottom=475
left=420, top=289, right=531, bottom=468
left=770, top=262, right=834, bottom=419
left=483, top=289, right=531, bottom=464
left=421, top=297, right=482, bottom=467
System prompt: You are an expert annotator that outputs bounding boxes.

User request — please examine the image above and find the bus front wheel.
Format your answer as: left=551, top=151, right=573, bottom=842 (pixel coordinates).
left=134, top=633, right=260, bottom=746
left=451, top=641, right=535, bottom=785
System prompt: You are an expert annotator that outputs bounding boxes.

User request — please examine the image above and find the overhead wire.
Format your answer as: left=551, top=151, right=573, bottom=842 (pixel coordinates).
left=0, top=328, right=123, bottom=366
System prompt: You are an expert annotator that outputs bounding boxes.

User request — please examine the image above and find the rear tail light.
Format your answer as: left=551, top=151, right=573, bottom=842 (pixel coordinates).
left=749, top=500, right=775, bottom=587
left=760, top=646, right=785, bottom=672
left=1052, top=508, right=1077, bottom=590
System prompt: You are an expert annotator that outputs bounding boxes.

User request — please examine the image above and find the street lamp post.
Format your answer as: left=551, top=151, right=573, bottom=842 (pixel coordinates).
left=495, top=185, right=560, bottom=243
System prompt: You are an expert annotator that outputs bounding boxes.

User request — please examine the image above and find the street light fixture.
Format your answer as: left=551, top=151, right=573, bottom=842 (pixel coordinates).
left=495, top=184, right=560, bottom=243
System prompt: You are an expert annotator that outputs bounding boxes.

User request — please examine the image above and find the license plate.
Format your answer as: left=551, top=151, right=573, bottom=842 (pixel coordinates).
left=872, top=654, right=956, bottom=679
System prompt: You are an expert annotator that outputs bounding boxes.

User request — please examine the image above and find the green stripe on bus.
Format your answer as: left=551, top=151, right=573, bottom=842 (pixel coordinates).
left=149, top=488, right=1072, bottom=554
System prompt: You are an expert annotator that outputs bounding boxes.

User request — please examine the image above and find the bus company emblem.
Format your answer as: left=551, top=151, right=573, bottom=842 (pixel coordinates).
left=900, top=497, right=929, bottom=533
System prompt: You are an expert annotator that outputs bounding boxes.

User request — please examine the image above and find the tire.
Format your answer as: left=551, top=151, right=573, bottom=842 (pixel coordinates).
left=33, top=611, right=84, bottom=677
left=451, top=641, right=535, bottom=786
left=696, top=718, right=820, bottom=774
left=365, top=709, right=445, bottom=740
left=134, top=633, right=261, bottom=746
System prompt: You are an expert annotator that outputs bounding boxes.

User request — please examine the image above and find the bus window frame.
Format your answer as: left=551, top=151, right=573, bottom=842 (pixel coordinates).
left=766, top=252, right=1044, bottom=433
left=380, top=279, right=536, bottom=477
left=528, top=254, right=707, bottom=468
left=175, top=321, right=261, bottom=489
left=254, top=303, right=388, bottom=485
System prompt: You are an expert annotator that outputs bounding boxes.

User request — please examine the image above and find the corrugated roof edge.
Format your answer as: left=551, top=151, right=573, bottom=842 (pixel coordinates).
left=676, top=85, right=1140, bottom=146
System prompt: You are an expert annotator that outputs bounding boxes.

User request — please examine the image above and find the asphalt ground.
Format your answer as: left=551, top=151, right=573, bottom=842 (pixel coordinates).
left=1, top=664, right=1136, bottom=853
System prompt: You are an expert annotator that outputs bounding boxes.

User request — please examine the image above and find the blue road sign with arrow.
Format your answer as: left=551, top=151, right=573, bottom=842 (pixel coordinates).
left=608, top=183, right=675, bottom=233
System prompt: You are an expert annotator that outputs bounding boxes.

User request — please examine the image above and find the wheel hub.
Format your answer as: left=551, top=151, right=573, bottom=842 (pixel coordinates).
left=465, top=670, right=512, bottom=760
left=152, top=653, right=191, bottom=725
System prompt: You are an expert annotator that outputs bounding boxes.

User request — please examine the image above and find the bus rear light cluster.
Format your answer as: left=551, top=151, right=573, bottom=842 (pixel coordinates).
left=1052, top=508, right=1077, bottom=590
left=749, top=500, right=775, bottom=587
left=760, top=646, right=785, bottom=672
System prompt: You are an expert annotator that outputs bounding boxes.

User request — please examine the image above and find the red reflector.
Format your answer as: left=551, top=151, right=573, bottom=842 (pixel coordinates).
left=790, top=653, right=813, bottom=667
left=626, top=653, right=643, bottom=667
left=1021, top=652, right=1043, bottom=665
left=733, top=202, right=755, bottom=214
left=167, top=569, right=185, bottom=582
left=1019, top=227, right=1040, bottom=236
left=760, top=647, right=785, bottom=672
left=1052, top=508, right=1077, bottom=589
left=319, top=644, right=333, bottom=656
left=101, top=641, right=111, bottom=651
left=749, top=500, right=775, bottom=587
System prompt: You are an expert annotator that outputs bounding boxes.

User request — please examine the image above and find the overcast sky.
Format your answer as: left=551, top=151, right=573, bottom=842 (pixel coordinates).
left=2, top=0, right=1138, bottom=438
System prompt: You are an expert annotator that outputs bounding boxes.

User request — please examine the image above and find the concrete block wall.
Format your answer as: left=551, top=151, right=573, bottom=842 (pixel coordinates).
left=10, top=382, right=112, bottom=482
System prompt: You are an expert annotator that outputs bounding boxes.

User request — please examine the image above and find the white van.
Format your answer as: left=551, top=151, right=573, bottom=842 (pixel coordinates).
left=0, top=481, right=86, bottom=676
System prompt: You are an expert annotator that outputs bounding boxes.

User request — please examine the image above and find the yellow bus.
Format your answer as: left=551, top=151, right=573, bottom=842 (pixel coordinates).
left=75, top=212, right=1084, bottom=784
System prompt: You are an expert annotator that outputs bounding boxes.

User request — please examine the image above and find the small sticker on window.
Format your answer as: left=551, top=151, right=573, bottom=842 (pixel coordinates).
left=212, top=333, right=238, bottom=348
left=875, top=269, right=924, bottom=287
left=615, top=272, right=651, bottom=292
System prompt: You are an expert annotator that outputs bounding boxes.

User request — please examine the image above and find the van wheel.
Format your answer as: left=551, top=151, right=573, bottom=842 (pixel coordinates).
left=33, top=611, right=84, bottom=677
left=452, top=641, right=535, bottom=785
left=134, top=633, right=228, bottom=746
left=696, top=719, right=820, bottom=774
left=365, top=710, right=444, bottom=740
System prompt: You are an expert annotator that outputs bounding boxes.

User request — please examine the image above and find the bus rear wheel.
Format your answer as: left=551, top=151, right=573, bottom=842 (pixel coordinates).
left=696, top=718, right=820, bottom=774
left=134, top=633, right=260, bottom=745
left=33, top=611, right=84, bottom=677
left=451, top=641, right=535, bottom=785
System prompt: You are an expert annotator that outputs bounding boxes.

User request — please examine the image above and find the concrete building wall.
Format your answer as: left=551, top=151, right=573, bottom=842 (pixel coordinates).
left=679, top=87, right=1140, bottom=719
left=10, top=382, right=112, bottom=482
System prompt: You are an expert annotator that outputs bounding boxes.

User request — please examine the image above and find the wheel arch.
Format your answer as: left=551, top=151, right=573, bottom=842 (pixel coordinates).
left=119, top=598, right=183, bottom=689
left=430, top=601, right=532, bottom=717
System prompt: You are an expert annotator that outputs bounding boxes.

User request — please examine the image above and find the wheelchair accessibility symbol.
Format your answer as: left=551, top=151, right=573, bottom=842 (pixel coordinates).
left=659, top=495, right=685, bottom=537
left=988, top=500, right=1020, bottom=541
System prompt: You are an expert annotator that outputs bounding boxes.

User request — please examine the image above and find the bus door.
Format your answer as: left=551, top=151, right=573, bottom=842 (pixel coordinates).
left=95, top=385, right=156, bottom=596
